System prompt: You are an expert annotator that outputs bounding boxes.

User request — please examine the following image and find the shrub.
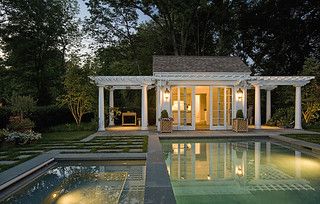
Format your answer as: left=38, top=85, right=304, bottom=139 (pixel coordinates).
left=29, top=105, right=74, bottom=131
left=161, top=110, right=169, bottom=118
left=0, top=129, right=8, bottom=143
left=10, top=95, right=36, bottom=119
left=0, top=107, right=11, bottom=129
left=266, top=107, right=295, bottom=127
left=5, top=131, right=41, bottom=145
left=7, top=118, right=35, bottom=132
left=236, top=110, right=244, bottom=119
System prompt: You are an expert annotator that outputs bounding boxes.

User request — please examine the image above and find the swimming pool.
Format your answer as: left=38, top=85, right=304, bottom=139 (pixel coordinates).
left=161, top=139, right=320, bottom=204
left=2, top=160, right=146, bottom=204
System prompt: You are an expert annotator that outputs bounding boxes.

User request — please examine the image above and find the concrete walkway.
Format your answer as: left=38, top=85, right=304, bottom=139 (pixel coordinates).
left=83, top=126, right=319, bottom=141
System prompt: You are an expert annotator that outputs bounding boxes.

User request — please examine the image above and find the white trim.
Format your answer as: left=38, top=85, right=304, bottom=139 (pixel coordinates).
left=90, top=75, right=314, bottom=87
left=209, top=86, right=213, bottom=130
left=177, top=86, right=180, bottom=129
left=192, top=86, right=196, bottom=130
left=224, top=87, right=227, bottom=129
left=153, top=72, right=251, bottom=77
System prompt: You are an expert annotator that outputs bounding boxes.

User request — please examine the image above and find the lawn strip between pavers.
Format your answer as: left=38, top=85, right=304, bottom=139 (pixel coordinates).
left=0, top=134, right=149, bottom=172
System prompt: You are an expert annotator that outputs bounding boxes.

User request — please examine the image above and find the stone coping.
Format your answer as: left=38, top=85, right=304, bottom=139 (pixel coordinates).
left=1, top=131, right=320, bottom=203
left=144, top=136, right=176, bottom=204
left=0, top=149, right=146, bottom=194
left=270, top=135, right=320, bottom=154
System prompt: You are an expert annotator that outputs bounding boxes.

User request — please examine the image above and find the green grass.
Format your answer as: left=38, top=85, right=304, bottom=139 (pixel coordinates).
left=40, top=131, right=94, bottom=142
left=306, top=129, right=320, bottom=133
left=0, top=133, right=148, bottom=173
left=281, top=134, right=320, bottom=144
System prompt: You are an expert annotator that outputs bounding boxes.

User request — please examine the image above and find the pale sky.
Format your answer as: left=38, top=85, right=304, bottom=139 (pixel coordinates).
left=76, top=0, right=150, bottom=56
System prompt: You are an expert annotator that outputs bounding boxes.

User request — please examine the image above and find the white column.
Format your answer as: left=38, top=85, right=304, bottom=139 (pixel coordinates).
left=232, top=87, right=236, bottom=119
left=177, top=87, right=181, bottom=129
left=156, top=86, right=161, bottom=131
left=294, top=86, right=302, bottom=129
left=192, top=86, right=196, bottom=129
left=98, top=86, right=105, bottom=131
left=254, top=84, right=261, bottom=129
left=255, top=142, right=261, bottom=179
left=243, top=88, right=247, bottom=118
left=141, top=85, right=148, bottom=130
left=109, top=88, right=115, bottom=126
left=266, top=89, right=271, bottom=122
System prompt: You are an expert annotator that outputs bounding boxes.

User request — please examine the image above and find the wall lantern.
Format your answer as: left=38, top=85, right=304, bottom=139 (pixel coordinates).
left=164, top=88, right=170, bottom=101
left=235, top=165, right=244, bottom=177
left=236, top=88, right=243, bottom=101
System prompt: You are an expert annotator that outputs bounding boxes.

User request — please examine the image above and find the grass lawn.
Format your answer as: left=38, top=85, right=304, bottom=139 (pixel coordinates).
left=306, top=129, right=320, bottom=133
left=40, top=131, right=94, bottom=142
left=0, top=131, right=148, bottom=173
left=281, top=134, right=320, bottom=144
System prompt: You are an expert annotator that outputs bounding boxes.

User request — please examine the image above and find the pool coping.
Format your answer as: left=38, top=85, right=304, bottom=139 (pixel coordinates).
left=1, top=134, right=320, bottom=203
left=144, top=135, right=176, bottom=204
left=0, top=150, right=146, bottom=193
left=269, top=135, right=320, bottom=154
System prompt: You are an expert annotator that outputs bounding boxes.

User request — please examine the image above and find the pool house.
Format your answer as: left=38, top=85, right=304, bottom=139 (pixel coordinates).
left=90, top=56, right=314, bottom=131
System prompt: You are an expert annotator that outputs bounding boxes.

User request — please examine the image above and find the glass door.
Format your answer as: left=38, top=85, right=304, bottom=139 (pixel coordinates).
left=171, top=86, right=195, bottom=130
left=211, top=87, right=233, bottom=129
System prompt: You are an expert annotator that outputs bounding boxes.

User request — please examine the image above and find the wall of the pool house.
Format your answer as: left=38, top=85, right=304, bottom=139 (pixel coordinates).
left=156, top=85, right=246, bottom=131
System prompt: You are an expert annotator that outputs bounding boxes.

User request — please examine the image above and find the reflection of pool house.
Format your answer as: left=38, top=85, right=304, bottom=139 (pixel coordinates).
left=162, top=140, right=315, bottom=196
left=90, top=56, right=314, bottom=131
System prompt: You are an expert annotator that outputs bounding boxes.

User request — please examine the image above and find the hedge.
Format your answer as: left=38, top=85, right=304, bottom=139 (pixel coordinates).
left=0, top=105, right=94, bottom=131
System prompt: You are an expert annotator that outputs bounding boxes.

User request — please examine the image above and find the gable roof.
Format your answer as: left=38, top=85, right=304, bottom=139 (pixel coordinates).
left=153, top=56, right=251, bottom=73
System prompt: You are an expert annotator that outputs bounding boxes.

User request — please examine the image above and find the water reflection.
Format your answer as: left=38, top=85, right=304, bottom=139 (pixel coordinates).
left=3, top=161, right=146, bottom=204
left=162, top=140, right=320, bottom=203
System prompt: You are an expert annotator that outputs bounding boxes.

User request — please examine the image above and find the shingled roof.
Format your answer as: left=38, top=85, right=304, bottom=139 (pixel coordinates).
left=153, top=56, right=251, bottom=73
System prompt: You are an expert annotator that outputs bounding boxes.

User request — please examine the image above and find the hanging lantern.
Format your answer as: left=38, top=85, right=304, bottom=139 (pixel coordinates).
left=236, top=88, right=243, bottom=101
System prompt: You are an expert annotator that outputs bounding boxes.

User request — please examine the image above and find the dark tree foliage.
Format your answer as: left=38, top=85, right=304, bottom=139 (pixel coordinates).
left=0, top=0, right=79, bottom=105
left=237, top=0, right=320, bottom=75
left=86, top=0, right=320, bottom=76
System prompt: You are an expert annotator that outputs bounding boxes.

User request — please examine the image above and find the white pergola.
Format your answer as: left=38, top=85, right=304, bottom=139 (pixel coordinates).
left=90, top=75, right=314, bottom=131
left=89, top=76, right=154, bottom=131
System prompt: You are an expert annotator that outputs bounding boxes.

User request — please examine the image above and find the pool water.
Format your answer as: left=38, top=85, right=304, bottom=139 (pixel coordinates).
left=161, top=139, right=320, bottom=204
left=3, top=161, right=146, bottom=204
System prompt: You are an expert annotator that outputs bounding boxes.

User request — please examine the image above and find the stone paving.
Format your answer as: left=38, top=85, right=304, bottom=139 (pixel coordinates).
left=0, top=134, right=148, bottom=173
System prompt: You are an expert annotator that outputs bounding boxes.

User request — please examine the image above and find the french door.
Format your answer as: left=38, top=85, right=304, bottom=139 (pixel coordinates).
left=171, top=86, right=195, bottom=130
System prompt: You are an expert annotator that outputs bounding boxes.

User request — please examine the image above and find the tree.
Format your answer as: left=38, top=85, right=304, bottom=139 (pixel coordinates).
left=236, top=0, right=320, bottom=75
left=301, top=58, right=320, bottom=124
left=58, top=56, right=95, bottom=126
left=0, top=0, right=80, bottom=105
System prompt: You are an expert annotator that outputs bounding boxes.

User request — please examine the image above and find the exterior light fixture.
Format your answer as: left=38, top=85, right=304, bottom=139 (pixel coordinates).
left=235, top=165, right=243, bottom=177
left=236, top=88, right=243, bottom=101
left=164, top=88, right=170, bottom=101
